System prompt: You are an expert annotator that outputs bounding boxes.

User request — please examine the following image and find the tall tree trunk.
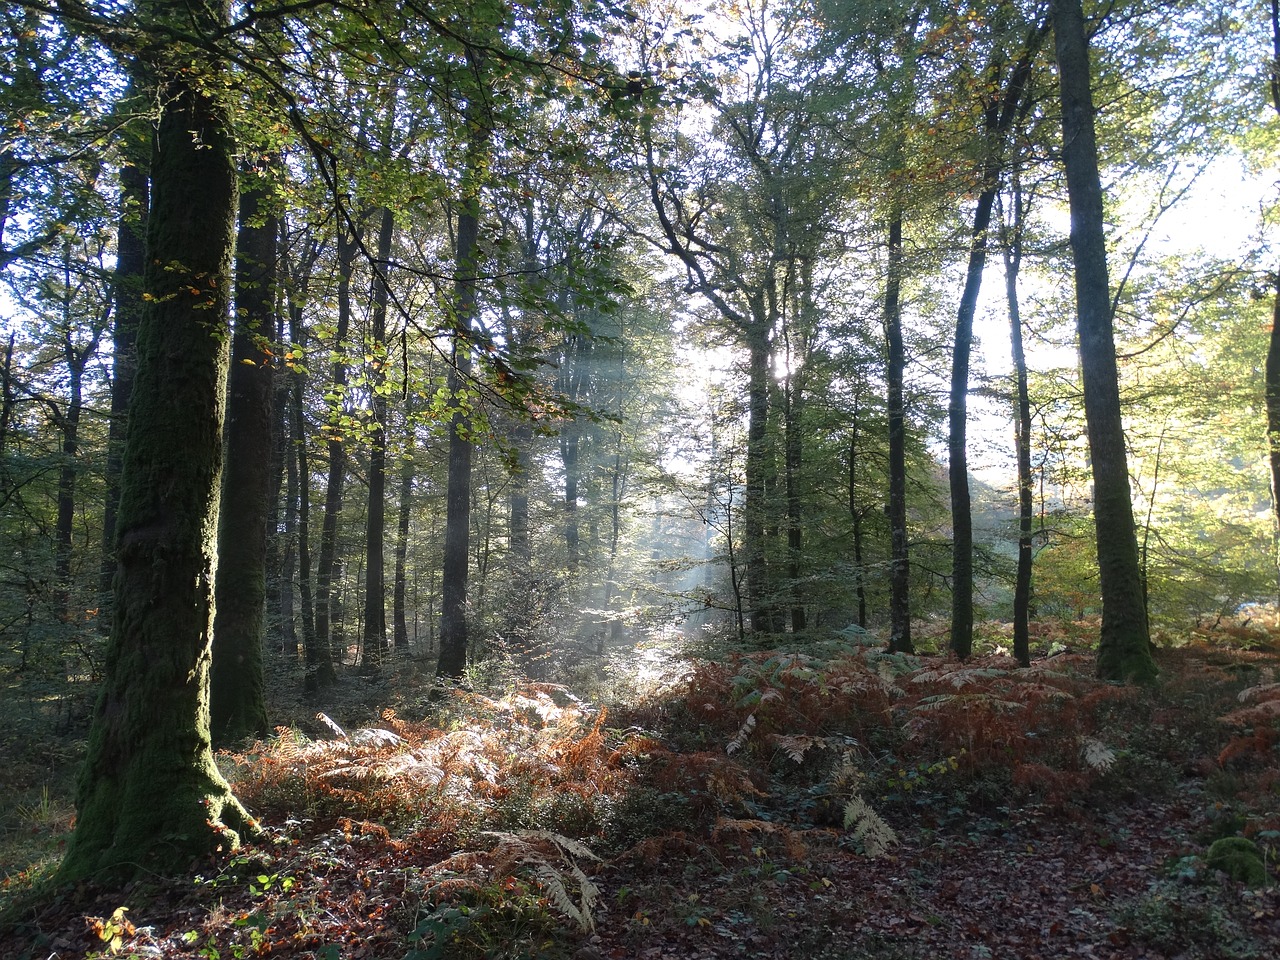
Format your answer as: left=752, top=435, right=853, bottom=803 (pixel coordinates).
left=392, top=432, right=414, bottom=650
left=948, top=29, right=1046, bottom=660
left=744, top=326, right=775, bottom=634
left=58, top=0, right=258, bottom=881
left=313, top=226, right=356, bottom=686
left=947, top=191, right=994, bottom=661
left=55, top=249, right=96, bottom=623
left=361, top=207, right=395, bottom=671
left=277, top=369, right=298, bottom=657
left=100, top=122, right=149, bottom=616
left=1054, top=0, right=1154, bottom=682
left=292, top=323, right=326, bottom=685
left=210, top=173, right=277, bottom=745
left=509, top=421, right=532, bottom=570
left=1003, top=187, right=1034, bottom=668
left=0, top=332, right=14, bottom=458
left=1264, top=0, right=1280, bottom=609
left=848, top=406, right=868, bottom=631
left=884, top=213, right=913, bottom=654
left=437, top=194, right=481, bottom=679
left=783, top=373, right=805, bottom=633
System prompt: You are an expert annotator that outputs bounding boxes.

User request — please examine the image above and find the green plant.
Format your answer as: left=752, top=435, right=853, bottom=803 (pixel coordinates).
left=1206, top=837, right=1268, bottom=887
left=1114, top=881, right=1260, bottom=959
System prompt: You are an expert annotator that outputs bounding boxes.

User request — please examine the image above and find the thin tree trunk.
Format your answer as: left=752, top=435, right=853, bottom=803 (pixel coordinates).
left=289, top=304, right=326, bottom=686
left=313, top=226, right=356, bottom=686
left=885, top=213, right=913, bottom=654
left=361, top=206, right=394, bottom=671
left=509, top=421, right=532, bottom=569
left=437, top=186, right=482, bottom=679
left=744, top=328, right=775, bottom=634
left=848, top=405, right=867, bottom=631
left=392, top=432, right=414, bottom=650
left=55, top=248, right=94, bottom=622
left=0, top=332, right=14, bottom=458
left=1054, top=0, right=1154, bottom=682
left=948, top=28, right=1047, bottom=660
left=784, top=378, right=805, bottom=633
left=277, top=367, right=299, bottom=657
left=1003, top=186, right=1034, bottom=668
left=100, top=127, right=149, bottom=616
left=1264, top=0, right=1280, bottom=609
left=210, top=173, right=277, bottom=745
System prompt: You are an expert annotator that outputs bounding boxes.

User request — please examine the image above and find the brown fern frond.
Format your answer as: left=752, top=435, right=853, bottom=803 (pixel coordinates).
left=1237, top=682, right=1280, bottom=704
left=712, top=817, right=788, bottom=837
left=315, top=712, right=348, bottom=739
left=726, top=713, right=757, bottom=755
left=768, top=733, right=823, bottom=763
left=1220, top=700, right=1280, bottom=727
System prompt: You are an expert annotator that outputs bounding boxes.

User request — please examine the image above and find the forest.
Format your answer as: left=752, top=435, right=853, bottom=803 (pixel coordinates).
left=2, top=0, right=1280, bottom=956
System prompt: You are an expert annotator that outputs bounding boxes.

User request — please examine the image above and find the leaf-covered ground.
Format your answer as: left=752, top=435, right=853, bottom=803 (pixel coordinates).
left=2, top=628, right=1279, bottom=959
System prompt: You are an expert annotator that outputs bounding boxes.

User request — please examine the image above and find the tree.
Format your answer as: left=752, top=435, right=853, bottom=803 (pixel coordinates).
left=1053, top=0, right=1155, bottom=683
left=210, top=160, right=278, bottom=746
left=437, top=57, right=486, bottom=679
left=100, top=86, right=149, bottom=616
left=57, top=0, right=259, bottom=882
left=1001, top=180, right=1035, bottom=667
left=361, top=204, right=395, bottom=671
left=1264, top=0, right=1280, bottom=599
left=946, top=15, right=1049, bottom=660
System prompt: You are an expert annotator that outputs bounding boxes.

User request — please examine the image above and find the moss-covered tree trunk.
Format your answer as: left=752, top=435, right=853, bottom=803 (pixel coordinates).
left=1054, top=0, right=1155, bottom=683
left=57, top=0, right=259, bottom=882
left=210, top=172, right=277, bottom=745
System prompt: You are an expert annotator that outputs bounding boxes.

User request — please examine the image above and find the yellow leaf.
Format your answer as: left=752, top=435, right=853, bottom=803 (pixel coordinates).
left=240, top=358, right=257, bottom=365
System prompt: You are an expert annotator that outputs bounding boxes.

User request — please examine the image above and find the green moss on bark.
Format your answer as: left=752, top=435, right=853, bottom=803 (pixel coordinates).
left=56, top=0, right=260, bottom=885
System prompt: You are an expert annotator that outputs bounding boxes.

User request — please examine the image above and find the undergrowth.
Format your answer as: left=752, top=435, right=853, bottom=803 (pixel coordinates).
left=2, top=627, right=1278, bottom=959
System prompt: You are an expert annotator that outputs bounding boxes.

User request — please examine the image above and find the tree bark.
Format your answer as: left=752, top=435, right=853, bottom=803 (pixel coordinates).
left=313, top=225, right=357, bottom=686
left=437, top=199, right=481, bottom=679
left=278, top=294, right=323, bottom=686
left=100, top=120, right=149, bottom=616
left=54, top=252, right=99, bottom=623
left=1054, top=0, right=1155, bottom=682
left=948, top=27, right=1047, bottom=660
left=848, top=406, right=868, bottom=631
left=1264, top=0, right=1280, bottom=609
left=361, top=207, right=395, bottom=671
left=392, top=431, right=414, bottom=650
left=885, top=213, right=913, bottom=654
left=210, top=173, right=277, bottom=745
left=1003, top=187, right=1035, bottom=668
left=58, top=0, right=259, bottom=881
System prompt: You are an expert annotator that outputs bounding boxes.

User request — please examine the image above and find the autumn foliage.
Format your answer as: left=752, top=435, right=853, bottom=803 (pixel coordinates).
left=3, top=635, right=1279, bottom=958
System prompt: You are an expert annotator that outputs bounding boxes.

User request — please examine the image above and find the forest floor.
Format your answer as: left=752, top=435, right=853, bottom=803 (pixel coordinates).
left=2, top=622, right=1279, bottom=959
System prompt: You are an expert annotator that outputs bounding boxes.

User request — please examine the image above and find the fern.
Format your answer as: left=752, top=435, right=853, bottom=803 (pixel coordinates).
left=769, top=733, right=821, bottom=763
left=478, top=830, right=601, bottom=931
left=842, top=795, right=897, bottom=859
left=1079, top=736, right=1117, bottom=772
left=726, top=713, right=757, bottom=755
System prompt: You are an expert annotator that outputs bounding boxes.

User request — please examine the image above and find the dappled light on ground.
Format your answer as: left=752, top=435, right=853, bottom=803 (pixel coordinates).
left=3, top=632, right=1279, bottom=958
